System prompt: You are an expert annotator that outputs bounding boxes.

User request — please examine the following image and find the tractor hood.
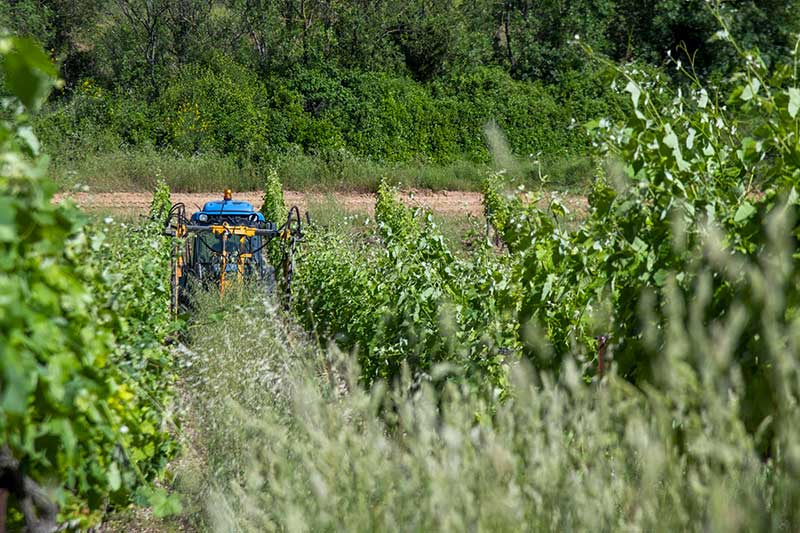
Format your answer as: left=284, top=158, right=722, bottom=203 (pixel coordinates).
left=192, top=200, right=266, bottom=222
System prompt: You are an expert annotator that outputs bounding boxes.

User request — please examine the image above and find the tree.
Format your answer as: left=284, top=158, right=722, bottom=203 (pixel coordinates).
left=327, top=0, right=401, bottom=71
left=389, top=0, right=478, bottom=81
left=494, top=0, right=616, bottom=82
left=609, top=0, right=800, bottom=76
left=165, top=0, right=215, bottom=65
left=234, top=0, right=333, bottom=73
left=114, top=0, right=170, bottom=92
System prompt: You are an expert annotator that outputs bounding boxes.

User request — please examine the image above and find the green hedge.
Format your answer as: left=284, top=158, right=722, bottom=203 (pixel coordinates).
left=37, top=60, right=623, bottom=167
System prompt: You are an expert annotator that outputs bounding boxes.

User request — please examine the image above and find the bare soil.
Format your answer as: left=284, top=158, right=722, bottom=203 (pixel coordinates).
left=53, top=189, right=588, bottom=218
left=53, top=190, right=484, bottom=216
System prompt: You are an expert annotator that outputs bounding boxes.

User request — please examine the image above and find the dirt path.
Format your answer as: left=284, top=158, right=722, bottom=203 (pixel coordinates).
left=53, top=189, right=589, bottom=218
left=53, top=190, right=487, bottom=217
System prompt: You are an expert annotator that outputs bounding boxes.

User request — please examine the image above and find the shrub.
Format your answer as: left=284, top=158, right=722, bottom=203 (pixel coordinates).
left=260, top=167, right=287, bottom=224
left=37, top=62, right=614, bottom=174
left=156, top=56, right=307, bottom=161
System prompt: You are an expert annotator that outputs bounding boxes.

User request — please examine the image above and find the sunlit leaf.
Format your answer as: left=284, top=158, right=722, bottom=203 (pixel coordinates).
left=741, top=78, right=761, bottom=102
left=2, top=37, right=57, bottom=111
left=788, top=88, right=800, bottom=118
left=734, top=202, right=757, bottom=223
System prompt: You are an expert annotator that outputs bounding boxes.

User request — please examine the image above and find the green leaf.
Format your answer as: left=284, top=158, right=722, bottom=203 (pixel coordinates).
left=741, top=78, right=761, bottom=102
left=686, top=128, right=696, bottom=150
left=788, top=187, right=799, bottom=205
left=0, top=198, right=17, bottom=242
left=18, top=126, right=40, bottom=156
left=631, top=237, right=648, bottom=254
left=2, top=355, right=33, bottom=416
left=625, top=80, right=640, bottom=107
left=541, top=274, right=556, bottom=301
left=108, top=462, right=122, bottom=492
left=698, top=89, right=709, bottom=109
left=3, top=37, right=58, bottom=111
left=734, top=202, right=757, bottom=223
left=151, top=488, right=183, bottom=518
left=663, top=125, right=689, bottom=171
left=789, top=88, right=800, bottom=118
left=654, top=269, right=669, bottom=286
left=625, top=80, right=645, bottom=119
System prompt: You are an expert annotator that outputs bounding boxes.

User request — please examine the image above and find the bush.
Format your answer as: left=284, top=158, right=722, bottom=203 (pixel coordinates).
left=297, top=66, right=591, bottom=164
left=36, top=62, right=620, bottom=177
left=295, top=184, right=511, bottom=389
left=0, top=37, right=177, bottom=527
left=35, top=80, right=156, bottom=156
left=433, top=66, right=582, bottom=161
left=157, top=57, right=307, bottom=162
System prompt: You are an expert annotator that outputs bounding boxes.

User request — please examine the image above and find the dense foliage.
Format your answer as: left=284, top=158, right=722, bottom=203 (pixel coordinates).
left=189, top=24, right=796, bottom=532
left=294, top=179, right=513, bottom=391
left=35, top=60, right=601, bottom=168
left=4, top=1, right=800, bottom=528
left=292, top=23, right=800, bottom=464
left=6, top=1, right=797, bottom=181
left=4, top=0, right=796, bottom=88
left=0, top=37, right=177, bottom=527
left=479, top=26, right=800, bottom=439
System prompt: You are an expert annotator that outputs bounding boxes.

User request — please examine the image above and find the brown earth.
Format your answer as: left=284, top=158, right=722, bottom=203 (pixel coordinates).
left=53, top=189, right=588, bottom=218
left=53, top=190, right=485, bottom=216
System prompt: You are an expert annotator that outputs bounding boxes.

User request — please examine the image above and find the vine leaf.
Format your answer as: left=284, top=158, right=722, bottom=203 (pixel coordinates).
left=2, top=37, right=57, bottom=111
left=625, top=80, right=645, bottom=120
left=734, top=202, right=756, bottom=223
left=741, top=79, right=761, bottom=102
left=788, top=88, right=800, bottom=118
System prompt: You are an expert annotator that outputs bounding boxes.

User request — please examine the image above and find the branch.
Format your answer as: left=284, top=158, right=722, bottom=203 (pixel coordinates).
left=0, top=447, right=58, bottom=533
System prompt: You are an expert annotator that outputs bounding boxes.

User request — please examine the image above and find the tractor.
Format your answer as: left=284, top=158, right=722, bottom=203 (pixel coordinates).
left=162, top=189, right=304, bottom=313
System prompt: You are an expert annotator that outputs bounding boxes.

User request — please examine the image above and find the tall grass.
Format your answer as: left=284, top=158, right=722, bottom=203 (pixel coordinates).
left=50, top=149, right=263, bottom=193
left=49, top=148, right=593, bottom=193
left=174, top=215, right=800, bottom=531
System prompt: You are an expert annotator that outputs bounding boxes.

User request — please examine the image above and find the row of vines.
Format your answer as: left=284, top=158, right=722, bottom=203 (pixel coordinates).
left=290, top=23, right=800, bottom=514
left=1, top=37, right=178, bottom=528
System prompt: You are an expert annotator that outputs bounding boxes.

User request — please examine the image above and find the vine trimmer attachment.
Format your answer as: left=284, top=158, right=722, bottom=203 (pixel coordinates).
left=162, top=189, right=305, bottom=314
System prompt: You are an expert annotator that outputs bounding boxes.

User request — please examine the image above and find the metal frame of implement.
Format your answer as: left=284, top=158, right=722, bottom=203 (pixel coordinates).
left=163, top=202, right=304, bottom=313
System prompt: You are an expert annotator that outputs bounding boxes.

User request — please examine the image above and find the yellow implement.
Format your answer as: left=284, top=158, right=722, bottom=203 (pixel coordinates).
left=163, top=192, right=305, bottom=314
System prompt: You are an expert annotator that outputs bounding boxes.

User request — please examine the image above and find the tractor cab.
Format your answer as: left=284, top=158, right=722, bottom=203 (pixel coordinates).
left=189, top=192, right=272, bottom=278
left=163, top=189, right=304, bottom=313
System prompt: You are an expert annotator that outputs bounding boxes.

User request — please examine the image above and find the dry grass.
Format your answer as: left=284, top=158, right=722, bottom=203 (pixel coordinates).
left=167, top=265, right=800, bottom=531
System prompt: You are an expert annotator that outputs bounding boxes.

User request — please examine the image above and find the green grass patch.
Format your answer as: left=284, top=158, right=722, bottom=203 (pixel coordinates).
left=50, top=148, right=595, bottom=193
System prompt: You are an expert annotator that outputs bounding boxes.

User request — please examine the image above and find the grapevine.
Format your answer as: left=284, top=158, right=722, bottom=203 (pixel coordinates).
left=0, top=36, right=178, bottom=528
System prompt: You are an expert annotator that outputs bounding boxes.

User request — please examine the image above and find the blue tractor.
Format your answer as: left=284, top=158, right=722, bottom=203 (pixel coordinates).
left=163, top=189, right=304, bottom=313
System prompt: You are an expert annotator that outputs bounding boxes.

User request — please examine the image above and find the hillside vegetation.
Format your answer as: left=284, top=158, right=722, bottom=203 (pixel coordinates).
left=4, top=0, right=800, bottom=190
